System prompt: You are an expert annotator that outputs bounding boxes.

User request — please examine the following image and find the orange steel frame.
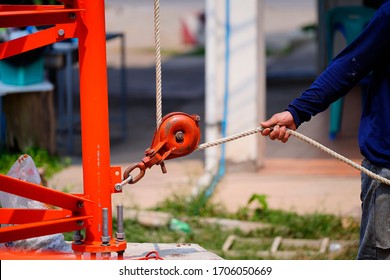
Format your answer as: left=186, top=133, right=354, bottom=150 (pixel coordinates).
left=0, top=1, right=126, bottom=257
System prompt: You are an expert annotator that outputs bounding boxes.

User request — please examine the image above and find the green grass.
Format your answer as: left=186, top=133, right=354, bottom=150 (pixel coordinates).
left=158, top=193, right=360, bottom=237
left=154, top=192, right=359, bottom=238
left=154, top=191, right=225, bottom=217
left=0, top=147, right=71, bottom=178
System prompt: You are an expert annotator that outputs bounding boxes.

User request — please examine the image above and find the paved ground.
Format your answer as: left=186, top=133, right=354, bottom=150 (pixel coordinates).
left=48, top=0, right=364, bottom=221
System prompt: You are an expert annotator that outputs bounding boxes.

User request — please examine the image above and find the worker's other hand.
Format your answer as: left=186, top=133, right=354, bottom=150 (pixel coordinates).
left=260, top=111, right=297, bottom=143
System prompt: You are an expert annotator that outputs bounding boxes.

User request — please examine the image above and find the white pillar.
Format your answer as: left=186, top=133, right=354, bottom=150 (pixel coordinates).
left=204, top=0, right=265, bottom=174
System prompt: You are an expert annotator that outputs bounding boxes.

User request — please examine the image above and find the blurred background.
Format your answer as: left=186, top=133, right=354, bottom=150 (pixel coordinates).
left=0, top=0, right=382, bottom=259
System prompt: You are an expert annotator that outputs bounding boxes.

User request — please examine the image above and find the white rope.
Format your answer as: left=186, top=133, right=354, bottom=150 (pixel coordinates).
left=287, top=129, right=390, bottom=185
left=154, top=0, right=162, bottom=128
left=197, top=126, right=390, bottom=186
left=197, top=127, right=262, bottom=150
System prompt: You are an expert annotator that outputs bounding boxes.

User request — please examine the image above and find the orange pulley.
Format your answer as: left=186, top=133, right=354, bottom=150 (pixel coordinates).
left=123, top=112, right=201, bottom=184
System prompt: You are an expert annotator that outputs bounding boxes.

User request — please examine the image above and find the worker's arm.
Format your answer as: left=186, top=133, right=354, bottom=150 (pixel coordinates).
left=262, top=2, right=390, bottom=142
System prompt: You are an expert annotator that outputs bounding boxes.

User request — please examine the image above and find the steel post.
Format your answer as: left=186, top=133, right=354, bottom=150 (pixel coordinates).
left=76, top=0, right=113, bottom=245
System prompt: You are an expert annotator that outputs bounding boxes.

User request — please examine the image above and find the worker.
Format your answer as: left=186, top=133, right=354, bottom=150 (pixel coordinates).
left=260, top=0, right=390, bottom=260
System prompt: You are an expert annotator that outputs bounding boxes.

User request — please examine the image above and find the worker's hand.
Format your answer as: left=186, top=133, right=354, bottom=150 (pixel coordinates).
left=260, top=111, right=297, bottom=143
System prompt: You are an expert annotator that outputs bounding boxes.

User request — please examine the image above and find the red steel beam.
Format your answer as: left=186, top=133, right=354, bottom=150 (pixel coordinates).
left=0, top=209, right=73, bottom=224
left=0, top=5, right=65, bottom=11
left=0, top=174, right=92, bottom=212
left=0, top=7, right=83, bottom=28
left=0, top=24, right=77, bottom=59
left=0, top=216, right=91, bottom=243
left=76, top=0, right=115, bottom=245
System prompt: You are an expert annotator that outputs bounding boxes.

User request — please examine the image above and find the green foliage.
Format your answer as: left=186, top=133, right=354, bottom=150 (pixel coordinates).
left=154, top=191, right=359, bottom=240
left=154, top=190, right=226, bottom=217
left=248, top=194, right=268, bottom=209
left=186, top=47, right=205, bottom=56
left=248, top=193, right=268, bottom=212
left=0, top=147, right=71, bottom=178
left=32, top=0, right=59, bottom=4
left=301, top=23, right=318, bottom=33
left=256, top=209, right=358, bottom=240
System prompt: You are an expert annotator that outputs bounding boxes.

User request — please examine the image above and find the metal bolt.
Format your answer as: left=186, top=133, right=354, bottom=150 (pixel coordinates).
left=115, top=205, right=125, bottom=241
left=76, top=220, right=84, bottom=226
left=101, top=236, right=111, bottom=245
left=175, top=131, right=184, bottom=142
left=115, top=183, right=122, bottom=192
left=101, top=208, right=110, bottom=246
left=77, top=201, right=84, bottom=208
left=57, top=29, right=65, bottom=37
left=116, top=232, right=125, bottom=241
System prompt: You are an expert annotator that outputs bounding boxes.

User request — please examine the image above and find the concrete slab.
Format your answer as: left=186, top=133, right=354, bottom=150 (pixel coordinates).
left=124, top=243, right=223, bottom=260
left=0, top=243, right=223, bottom=260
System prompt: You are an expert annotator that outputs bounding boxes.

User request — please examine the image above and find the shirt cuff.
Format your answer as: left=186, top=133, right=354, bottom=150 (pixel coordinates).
left=286, top=106, right=302, bottom=128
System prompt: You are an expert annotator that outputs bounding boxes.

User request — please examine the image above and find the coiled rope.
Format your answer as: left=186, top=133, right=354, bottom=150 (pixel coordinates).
left=152, top=1, right=390, bottom=186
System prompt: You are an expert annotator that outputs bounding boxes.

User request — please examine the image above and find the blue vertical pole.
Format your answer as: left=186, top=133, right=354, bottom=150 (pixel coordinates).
left=205, top=0, right=230, bottom=198
left=219, top=0, right=230, bottom=177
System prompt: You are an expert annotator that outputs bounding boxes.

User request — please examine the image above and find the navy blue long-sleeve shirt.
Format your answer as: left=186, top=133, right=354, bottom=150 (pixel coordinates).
left=287, top=1, right=390, bottom=168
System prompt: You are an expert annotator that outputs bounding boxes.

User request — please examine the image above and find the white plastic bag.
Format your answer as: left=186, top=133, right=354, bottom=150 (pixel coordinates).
left=0, top=154, right=45, bottom=209
left=0, top=154, right=72, bottom=254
